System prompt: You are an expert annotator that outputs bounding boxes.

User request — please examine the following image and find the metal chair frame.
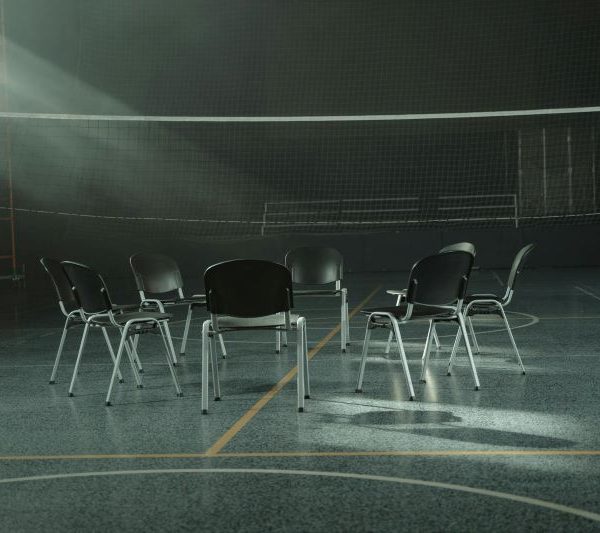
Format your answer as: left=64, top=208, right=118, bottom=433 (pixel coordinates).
left=447, top=243, right=535, bottom=376
left=41, top=257, right=140, bottom=385
left=383, top=243, right=476, bottom=355
left=356, top=250, right=479, bottom=401
left=130, top=253, right=227, bottom=363
left=62, top=261, right=182, bottom=405
left=283, top=247, right=349, bottom=353
left=201, top=259, right=309, bottom=414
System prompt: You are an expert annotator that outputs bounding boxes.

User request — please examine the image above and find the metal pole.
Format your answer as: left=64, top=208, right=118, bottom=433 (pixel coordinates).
left=567, top=126, right=573, bottom=213
left=542, top=128, right=547, bottom=215
left=592, top=128, right=597, bottom=210
left=0, top=0, right=18, bottom=279
left=517, top=130, right=523, bottom=216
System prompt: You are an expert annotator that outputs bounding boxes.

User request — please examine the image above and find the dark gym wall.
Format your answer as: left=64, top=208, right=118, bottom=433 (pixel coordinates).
left=2, top=1, right=600, bottom=280
left=5, top=0, right=600, bottom=115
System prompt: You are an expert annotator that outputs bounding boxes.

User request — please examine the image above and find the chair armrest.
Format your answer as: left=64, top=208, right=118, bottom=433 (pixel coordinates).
left=386, top=289, right=407, bottom=296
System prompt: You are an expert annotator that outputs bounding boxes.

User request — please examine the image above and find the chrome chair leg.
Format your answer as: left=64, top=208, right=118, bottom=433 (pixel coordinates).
left=391, top=320, right=416, bottom=400
left=101, top=327, right=125, bottom=384
left=467, top=316, right=480, bottom=353
left=302, top=320, right=310, bottom=399
left=447, top=327, right=462, bottom=376
left=341, top=289, right=348, bottom=352
left=218, top=333, right=227, bottom=358
left=158, top=322, right=182, bottom=397
left=68, top=323, right=90, bottom=397
left=162, top=322, right=178, bottom=365
left=210, top=332, right=221, bottom=400
left=355, top=321, right=373, bottom=392
left=419, top=320, right=436, bottom=383
left=122, top=332, right=143, bottom=388
left=180, top=305, right=193, bottom=355
left=345, top=298, right=350, bottom=346
left=498, top=305, right=526, bottom=374
left=49, top=315, right=72, bottom=384
left=384, top=331, right=394, bottom=355
left=201, top=320, right=211, bottom=414
left=458, top=314, right=480, bottom=390
left=105, top=326, right=129, bottom=406
left=432, top=326, right=441, bottom=350
left=130, top=335, right=143, bottom=373
left=297, top=317, right=306, bottom=412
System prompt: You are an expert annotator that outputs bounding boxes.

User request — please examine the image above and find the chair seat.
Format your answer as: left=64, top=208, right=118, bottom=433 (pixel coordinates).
left=362, top=303, right=457, bottom=323
left=293, top=289, right=343, bottom=297
left=148, top=296, right=206, bottom=307
left=90, top=311, right=173, bottom=326
left=214, top=313, right=301, bottom=331
left=465, top=293, right=500, bottom=302
left=464, top=293, right=503, bottom=314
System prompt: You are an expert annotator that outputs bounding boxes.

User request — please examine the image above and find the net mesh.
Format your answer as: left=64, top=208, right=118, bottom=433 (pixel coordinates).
left=0, top=1, right=599, bottom=242
left=1, top=111, right=598, bottom=240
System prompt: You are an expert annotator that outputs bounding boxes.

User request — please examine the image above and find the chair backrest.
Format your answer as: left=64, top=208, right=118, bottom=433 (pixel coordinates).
left=62, top=261, right=113, bottom=314
left=439, top=242, right=476, bottom=257
left=130, top=253, right=184, bottom=294
left=205, top=259, right=293, bottom=317
left=40, top=257, right=79, bottom=312
left=285, top=246, right=343, bottom=285
left=506, top=243, right=535, bottom=292
left=405, top=250, right=474, bottom=307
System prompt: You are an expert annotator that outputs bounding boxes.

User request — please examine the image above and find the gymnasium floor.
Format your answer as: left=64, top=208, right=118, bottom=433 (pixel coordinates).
left=1, top=267, right=600, bottom=531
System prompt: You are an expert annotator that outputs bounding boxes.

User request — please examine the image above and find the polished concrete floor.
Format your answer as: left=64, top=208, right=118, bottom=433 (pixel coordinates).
left=1, top=267, right=600, bottom=531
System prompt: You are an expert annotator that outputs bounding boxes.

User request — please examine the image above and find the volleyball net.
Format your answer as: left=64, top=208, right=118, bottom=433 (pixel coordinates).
left=0, top=108, right=598, bottom=241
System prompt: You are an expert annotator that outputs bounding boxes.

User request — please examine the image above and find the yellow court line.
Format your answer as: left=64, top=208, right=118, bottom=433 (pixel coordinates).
left=204, top=285, right=382, bottom=456
left=2, top=449, right=600, bottom=462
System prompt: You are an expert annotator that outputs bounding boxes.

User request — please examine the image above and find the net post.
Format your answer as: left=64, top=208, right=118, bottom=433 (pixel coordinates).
left=261, top=202, right=268, bottom=236
left=567, top=126, right=573, bottom=214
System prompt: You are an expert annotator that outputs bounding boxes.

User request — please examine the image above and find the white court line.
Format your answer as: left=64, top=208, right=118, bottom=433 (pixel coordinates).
left=574, top=286, right=600, bottom=302
left=0, top=468, right=598, bottom=524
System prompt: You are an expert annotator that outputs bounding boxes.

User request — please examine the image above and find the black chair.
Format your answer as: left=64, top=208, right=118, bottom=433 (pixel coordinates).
left=62, top=261, right=182, bottom=405
left=383, top=242, right=476, bottom=354
left=447, top=243, right=535, bottom=376
left=130, top=252, right=226, bottom=362
left=41, top=257, right=137, bottom=385
left=201, top=259, right=309, bottom=414
left=284, top=246, right=349, bottom=352
left=356, top=250, right=478, bottom=400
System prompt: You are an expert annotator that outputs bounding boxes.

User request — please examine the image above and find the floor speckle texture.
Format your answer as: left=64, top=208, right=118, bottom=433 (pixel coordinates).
left=1, top=268, right=600, bottom=531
